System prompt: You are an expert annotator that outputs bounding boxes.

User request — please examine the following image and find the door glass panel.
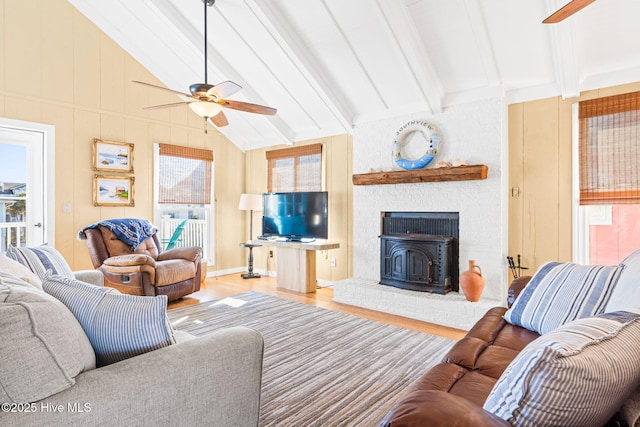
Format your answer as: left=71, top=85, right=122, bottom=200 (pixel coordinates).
left=0, top=143, right=28, bottom=251
left=583, top=204, right=640, bottom=264
left=157, top=205, right=210, bottom=260
left=0, top=124, right=45, bottom=249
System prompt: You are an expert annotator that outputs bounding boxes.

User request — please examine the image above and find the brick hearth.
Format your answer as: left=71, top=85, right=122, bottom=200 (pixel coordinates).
left=333, top=278, right=500, bottom=331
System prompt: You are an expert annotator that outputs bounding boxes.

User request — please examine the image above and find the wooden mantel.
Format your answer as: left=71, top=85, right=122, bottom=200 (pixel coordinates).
left=352, top=164, right=488, bottom=186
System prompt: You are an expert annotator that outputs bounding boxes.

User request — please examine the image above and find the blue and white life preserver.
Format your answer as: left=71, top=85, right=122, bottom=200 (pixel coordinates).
left=392, top=120, right=439, bottom=170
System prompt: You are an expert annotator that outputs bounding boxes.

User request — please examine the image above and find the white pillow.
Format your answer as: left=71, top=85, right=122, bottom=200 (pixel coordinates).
left=484, top=309, right=640, bottom=426
left=42, top=274, right=175, bottom=367
left=504, top=261, right=622, bottom=335
left=606, top=249, right=640, bottom=313
left=0, top=253, right=42, bottom=289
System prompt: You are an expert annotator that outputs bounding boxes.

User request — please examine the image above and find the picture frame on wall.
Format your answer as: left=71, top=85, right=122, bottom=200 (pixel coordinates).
left=93, top=139, right=134, bottom=173
left=93, top=175, right=135, bottom=207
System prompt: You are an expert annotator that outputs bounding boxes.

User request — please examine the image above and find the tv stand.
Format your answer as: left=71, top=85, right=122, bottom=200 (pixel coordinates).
left=285, top=236, right=315, bottom=243
left=258, top=239, right=339, bottom=293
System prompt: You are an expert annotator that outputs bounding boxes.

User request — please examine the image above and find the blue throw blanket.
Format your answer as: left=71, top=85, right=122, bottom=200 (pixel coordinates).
left=78, top=218, right=158, bottom=251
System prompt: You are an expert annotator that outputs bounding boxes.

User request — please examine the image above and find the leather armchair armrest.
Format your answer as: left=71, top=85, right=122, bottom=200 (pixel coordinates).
left=158, top=246, right=202, bottom=262
left=102, top=254, right=156, bottom=268
left=380, top=390, right=509, bottom=427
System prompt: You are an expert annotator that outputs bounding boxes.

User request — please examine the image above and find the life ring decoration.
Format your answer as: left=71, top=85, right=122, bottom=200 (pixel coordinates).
left=392, top=120, right=439, bottom=170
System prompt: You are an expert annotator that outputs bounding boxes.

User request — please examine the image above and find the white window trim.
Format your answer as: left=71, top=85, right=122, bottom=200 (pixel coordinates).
left=572, top=103, right=590, bottom=265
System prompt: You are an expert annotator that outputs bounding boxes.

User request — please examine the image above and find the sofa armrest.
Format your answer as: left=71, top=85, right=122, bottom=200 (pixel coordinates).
left=102, top=254, right=156, bottom=268
left=72, top=270, right=104, bottom=287
left=2, top=326, right=264, bottom=427
left=158, top=246, right=202, bottom=262
left=380, top=390, right=509, bottom=427
left=507, top=275, right=532, bottom=307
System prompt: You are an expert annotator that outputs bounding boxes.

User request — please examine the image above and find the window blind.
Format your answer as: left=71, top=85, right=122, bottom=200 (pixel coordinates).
left=266, top=144, right=322, bottom=192
left=578, top=91, right=640, bottom=205
left=158, top=144, right=213, bottom=204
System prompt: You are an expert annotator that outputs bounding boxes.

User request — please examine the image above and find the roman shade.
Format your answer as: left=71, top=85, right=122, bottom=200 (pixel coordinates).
left=266, top=144, right=322, bottom=193
left=158, top=144, right=213, bottom=204
left=578, top=91, right=640, bottom=205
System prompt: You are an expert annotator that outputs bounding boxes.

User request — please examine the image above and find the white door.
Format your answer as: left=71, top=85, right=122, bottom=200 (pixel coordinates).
left=0, top=126, right=46, bottom=250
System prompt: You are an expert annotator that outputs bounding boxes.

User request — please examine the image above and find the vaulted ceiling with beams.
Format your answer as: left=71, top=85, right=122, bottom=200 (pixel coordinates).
left=68, top=0, right=640, bottom=151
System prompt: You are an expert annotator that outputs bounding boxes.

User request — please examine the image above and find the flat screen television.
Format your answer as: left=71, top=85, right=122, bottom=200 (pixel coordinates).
left=261, top=191, right=328, bottom=241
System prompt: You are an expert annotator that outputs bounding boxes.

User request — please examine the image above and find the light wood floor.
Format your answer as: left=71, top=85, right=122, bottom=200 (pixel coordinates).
left=168, top=273, right=467, bottom=341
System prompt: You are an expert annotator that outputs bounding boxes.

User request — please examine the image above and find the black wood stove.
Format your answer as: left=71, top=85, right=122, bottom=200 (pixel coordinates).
left=379, top=212, right=459, bottom=294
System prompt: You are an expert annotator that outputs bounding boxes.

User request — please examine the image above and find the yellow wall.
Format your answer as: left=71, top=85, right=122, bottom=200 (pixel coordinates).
left=245, top=135, right=353, bottom=282
left=508, top=81, right=640, bottom=273
left=0, top=0, right=246, bottom=271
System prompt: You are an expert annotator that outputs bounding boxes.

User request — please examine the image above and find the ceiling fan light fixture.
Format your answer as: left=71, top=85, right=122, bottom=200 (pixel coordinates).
left=132, top=0, right=275, bottom=128
left=189, top=101, right=223, bottom=118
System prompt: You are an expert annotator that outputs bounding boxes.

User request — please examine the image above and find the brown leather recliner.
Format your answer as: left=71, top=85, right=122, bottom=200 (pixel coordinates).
left=83, top=226, right=202, bottom=302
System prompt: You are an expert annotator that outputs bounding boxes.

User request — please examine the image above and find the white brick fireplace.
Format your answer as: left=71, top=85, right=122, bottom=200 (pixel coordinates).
left=333, top=98, right=509, bottom=331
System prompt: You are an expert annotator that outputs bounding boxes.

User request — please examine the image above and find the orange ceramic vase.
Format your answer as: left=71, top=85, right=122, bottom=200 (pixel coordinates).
left=460, top=260, right=485, bottom=302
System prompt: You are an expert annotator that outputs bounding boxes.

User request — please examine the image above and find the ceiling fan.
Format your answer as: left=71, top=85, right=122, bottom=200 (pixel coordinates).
left=543, top=0, right=596, bottom=23
left=133, top=0, right=276, bottom=128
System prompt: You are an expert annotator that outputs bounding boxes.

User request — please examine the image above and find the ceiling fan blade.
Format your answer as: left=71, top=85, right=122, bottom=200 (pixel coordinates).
left=209, top=111, right=229, bottom=127
left=222, top=99, right=277, bottom=115
left=132, top=80, right=191, bottom=97
left=543, top=0, right=596, bottom=23
left=143, top=101, right=192, bottom=110
left=206, top=81, right=242, bottom=99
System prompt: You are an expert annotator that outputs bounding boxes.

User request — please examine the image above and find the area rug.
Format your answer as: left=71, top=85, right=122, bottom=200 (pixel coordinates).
left=167, top=292, right=455, bottom=427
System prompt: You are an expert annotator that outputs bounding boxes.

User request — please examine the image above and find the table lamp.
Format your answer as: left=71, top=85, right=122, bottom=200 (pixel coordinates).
left=238, top=193, right=263, bottom=279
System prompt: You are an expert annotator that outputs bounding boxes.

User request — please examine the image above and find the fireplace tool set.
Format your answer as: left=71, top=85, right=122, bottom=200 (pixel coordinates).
left=506, top=255, right=528, bottom=278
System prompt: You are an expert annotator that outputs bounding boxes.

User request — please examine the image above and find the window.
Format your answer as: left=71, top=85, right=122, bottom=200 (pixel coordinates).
left=266, top=144, right=323, bottom=192
left=574, top=91, right=640, bottom=264
left=154, top=143, right=214, bottom=262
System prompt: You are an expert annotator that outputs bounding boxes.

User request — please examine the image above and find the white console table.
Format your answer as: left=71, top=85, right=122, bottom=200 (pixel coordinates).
left=256, top=239, right=340, bottom=293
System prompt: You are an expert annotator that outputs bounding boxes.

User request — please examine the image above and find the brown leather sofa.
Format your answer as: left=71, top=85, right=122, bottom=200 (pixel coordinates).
left=380, top=276, right=539, bottom=426
left=83, top=226, right=202, bottom=302
left=381, top=275, right=633, bottom=426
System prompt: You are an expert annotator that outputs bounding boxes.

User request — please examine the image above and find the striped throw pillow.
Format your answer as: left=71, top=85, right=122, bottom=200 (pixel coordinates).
left=484, top=310, right=640, bottom=427
left=42, top=274, right=175, bottom=367
left=6, top=245, right=75, bottom=280
left=503, top=262, right=622, bottom=335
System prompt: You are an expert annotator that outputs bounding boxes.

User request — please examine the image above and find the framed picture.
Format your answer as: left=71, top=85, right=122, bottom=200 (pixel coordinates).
left=93, top=139, right=134, bottom=173
left=93, top=175, right=135, bottom=206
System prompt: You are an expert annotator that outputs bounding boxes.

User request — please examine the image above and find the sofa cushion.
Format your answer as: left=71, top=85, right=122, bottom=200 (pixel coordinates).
left=606, top=249, right=640, bottom=313
left=619, top=386, right=640, bottom=427
left=42, top=274, right=175, bottom=367
left=503, top=261, right=621, bottom=335
left=0, top=253, right=42, bottom=289
left=0, top=272, right=95, bottom=403
left=155, top=259, right=196, bottom=287
left=484, top=310, right=640, bottom=427
left=6, top=245, right=75, bottom=280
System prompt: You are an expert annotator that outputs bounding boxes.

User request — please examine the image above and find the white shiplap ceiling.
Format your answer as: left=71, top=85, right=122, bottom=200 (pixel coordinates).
left=67, top=0, right=640, bottom=151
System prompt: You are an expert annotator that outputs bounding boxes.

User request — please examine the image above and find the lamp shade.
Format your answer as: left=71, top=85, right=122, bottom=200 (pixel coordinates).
left=189, top=101, right=223, bottom=118
left=238, top=194, right=263, bottom=211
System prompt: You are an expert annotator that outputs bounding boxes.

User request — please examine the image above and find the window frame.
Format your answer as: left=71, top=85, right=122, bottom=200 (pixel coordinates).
left=572, top=94, right=640, bottom=264
left=266, top=143, right=324, bottom=193
left=153, top=143, right=215, bottom=264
